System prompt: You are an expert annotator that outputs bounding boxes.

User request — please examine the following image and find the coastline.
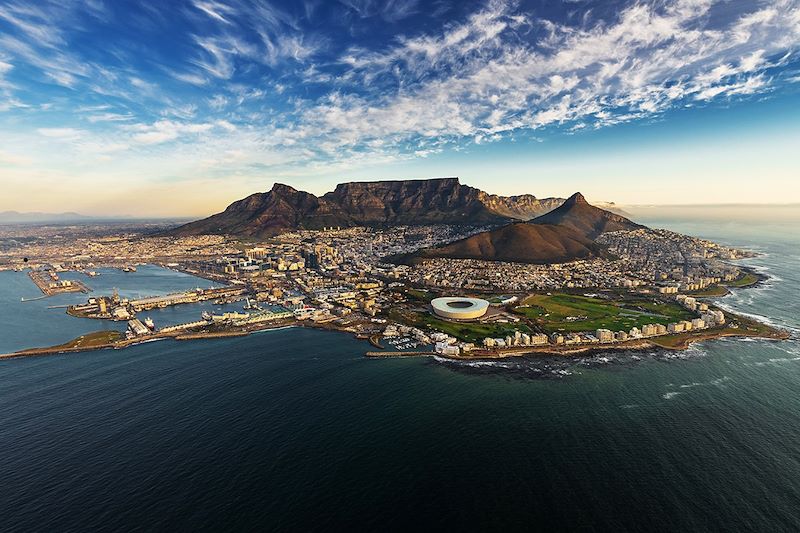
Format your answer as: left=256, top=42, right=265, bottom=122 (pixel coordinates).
left=0, top=308, right=789, bottom=362
left=0, top=268, right=789, bottom=363
left=365, top=327, right=789, bottom=360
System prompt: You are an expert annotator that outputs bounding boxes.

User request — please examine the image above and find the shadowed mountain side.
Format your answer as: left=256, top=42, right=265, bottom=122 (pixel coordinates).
left=531, top=192, right=645, bottom=239
left=169, top=184, right=352, bottom=238
left=169, top=178, right=566, bottom=238
left=394, top=223, right=606, bottom=265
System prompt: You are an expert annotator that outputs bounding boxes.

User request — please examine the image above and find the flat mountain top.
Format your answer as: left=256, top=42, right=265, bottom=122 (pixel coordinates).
left=169, top=178, right=565, bottom=238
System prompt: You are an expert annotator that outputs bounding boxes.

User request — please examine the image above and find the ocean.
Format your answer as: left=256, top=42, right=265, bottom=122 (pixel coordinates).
left=0, top=213, right=799, bottom=531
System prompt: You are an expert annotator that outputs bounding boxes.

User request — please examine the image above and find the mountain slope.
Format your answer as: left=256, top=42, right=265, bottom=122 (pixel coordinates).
left=397, top=223, right=604, bottom=265
left=169, top=184, right=351, bottom=238
left=477, top=192, right=564, bottom=220
left=170, top=178, right=565, bottom=238
left=396, top=193, right=645, bottom=265
left=531, top=192, right=644, bottom=239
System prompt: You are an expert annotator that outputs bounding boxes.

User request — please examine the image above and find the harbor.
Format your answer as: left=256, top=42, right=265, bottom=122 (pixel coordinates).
left=28, top=269, right=89, bottom=296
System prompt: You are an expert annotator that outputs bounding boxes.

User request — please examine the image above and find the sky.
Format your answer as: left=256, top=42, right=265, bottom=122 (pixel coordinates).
left=0, top=0, right=799, bottom=217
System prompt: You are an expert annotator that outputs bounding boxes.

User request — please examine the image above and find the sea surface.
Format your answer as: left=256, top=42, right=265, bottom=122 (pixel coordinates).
left=1, top=214, right=799, bottom=531
left=0, top=265, right=243, bottom=354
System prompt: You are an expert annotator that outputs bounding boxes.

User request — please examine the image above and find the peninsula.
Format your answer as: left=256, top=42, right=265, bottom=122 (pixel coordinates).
left=0, top=178, right=788, bottom=361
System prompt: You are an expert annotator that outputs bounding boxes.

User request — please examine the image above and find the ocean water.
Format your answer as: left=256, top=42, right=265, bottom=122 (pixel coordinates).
left=0, top=265, right=242, bottom=354
left=1, top=217, right=799, bottom=531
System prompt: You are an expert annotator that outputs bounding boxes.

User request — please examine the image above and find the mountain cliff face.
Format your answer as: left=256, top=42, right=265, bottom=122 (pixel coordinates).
left=320, top=178, right=500, bottom=225
left=477, top=192, right=564, bottom=220
left=170, top=178, right=565, bottom=238
left=169, top=184, right=351, bottom=238
left=531, top=192, right=644, bottom=239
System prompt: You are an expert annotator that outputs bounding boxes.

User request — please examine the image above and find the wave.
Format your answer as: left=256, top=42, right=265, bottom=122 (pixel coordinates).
left=432, top=356, right=513, bottom=369
left=663, top=391, right=682, bottom=400
left=754, top=356, right=800, bottom=367
left=713, top=301, right=798, bottom=333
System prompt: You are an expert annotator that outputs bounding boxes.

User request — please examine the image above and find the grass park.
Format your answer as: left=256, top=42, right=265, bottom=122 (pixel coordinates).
left=513, top=293, right=695, bottom=334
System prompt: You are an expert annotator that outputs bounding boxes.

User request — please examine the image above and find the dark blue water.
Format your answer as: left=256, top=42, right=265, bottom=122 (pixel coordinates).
left=1, top=218, right=799, bottom=531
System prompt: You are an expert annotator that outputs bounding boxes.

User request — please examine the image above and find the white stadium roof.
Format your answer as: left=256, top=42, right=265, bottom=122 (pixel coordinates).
left=431, top=297, right=490, bottom=320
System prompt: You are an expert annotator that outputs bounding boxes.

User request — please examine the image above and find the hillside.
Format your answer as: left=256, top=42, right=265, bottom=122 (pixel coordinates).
left=397, top=193, right=644, bottom=265
left=398, top=222, right=604, bottom=265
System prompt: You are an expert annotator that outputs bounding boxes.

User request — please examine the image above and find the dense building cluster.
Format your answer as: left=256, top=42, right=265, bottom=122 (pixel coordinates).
left=0, top=222, right=751, bottom=354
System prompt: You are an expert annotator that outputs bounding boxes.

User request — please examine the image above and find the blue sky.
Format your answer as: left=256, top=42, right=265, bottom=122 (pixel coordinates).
left=0, top=0, right=799, bottom=216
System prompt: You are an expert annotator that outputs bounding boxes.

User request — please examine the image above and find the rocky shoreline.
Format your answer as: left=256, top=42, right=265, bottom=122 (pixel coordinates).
left=365, top=326, right=789, bottom=361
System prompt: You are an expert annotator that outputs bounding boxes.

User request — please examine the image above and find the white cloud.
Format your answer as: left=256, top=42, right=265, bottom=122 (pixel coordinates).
left=37, top=127, right=84, bottom=139
left=87, top=112, right=134, bottom=123
left=273, top=0, right=800, bottom=162
left=2, top=0, right=800, bottom=190
left=131, top=120, right=217, bottom=145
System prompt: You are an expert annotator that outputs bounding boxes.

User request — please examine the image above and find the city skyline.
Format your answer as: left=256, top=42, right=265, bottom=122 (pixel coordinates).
left=1, top=0, right=799, bottom=216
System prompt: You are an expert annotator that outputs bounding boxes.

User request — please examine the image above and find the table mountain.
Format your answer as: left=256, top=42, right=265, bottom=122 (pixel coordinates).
left=170, top=178, right=564, bottom=238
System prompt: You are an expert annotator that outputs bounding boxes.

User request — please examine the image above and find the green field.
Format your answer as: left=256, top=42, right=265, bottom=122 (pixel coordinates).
left=725, top=272, right=760, bottom=288
left=688, top=285, right=730, bottom=297
left=388, top=309, right=531, bottom=343
left=515, top=293, right=695, bottom=334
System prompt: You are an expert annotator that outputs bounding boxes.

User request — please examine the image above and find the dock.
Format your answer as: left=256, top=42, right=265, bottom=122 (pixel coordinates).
left=28, top=270, right=90, bottom=296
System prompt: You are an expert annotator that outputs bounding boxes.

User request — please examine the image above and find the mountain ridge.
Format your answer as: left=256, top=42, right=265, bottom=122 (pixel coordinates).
left=170, top=178, right=565, bottom=238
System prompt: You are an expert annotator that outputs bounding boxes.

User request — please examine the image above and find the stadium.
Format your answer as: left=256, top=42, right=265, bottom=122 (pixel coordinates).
left=430, top=297, right=490, bottom=320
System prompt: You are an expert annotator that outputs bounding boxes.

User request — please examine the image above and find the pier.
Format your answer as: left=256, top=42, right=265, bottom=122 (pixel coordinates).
left=365, top=351, right=436, bottom=357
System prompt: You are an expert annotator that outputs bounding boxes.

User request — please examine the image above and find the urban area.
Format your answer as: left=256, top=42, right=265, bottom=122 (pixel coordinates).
left=0, top=222, right=772, bottom=358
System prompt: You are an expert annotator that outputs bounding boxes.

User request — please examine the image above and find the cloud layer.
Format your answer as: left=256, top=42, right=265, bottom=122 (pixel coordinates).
left=0, top=0, right=799, bottom=211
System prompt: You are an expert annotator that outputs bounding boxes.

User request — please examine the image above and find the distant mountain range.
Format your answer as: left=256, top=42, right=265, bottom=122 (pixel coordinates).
left=169, top=178, right=564, bottom=238
left=0, top=211, right=94, bottom=224
left=397, top=192, right=644, bottom=265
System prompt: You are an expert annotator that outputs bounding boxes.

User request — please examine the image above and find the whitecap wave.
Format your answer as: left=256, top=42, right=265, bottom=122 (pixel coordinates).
left=675, top=376, right=731, bottom=389
left=713, top=302, right=795, bottom=332
left=433, top=356, right=510, bottom=368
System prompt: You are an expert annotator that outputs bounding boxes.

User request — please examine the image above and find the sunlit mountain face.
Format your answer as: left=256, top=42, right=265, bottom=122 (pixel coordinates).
left=1, top=0, right=799, bottom=215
